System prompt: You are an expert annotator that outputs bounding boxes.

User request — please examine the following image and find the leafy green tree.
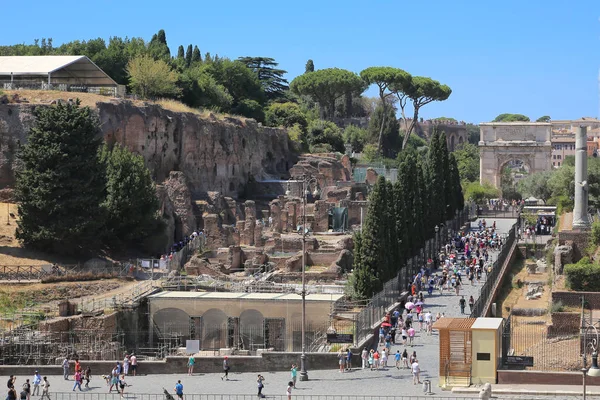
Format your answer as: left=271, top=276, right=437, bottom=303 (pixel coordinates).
left=351, top=231, right=378, bottom=299
left=463, top=181, right=500, bottom=205
left=466, top=123, right=480, bottom=145
left=232, top=99, right=265, bottom=122
left=185, top=44, right=193, bottom=67
left=265, top=102, right=307, bottom=128
left=536, top=115, right=551, bottom=123
left=290, top=68, right=365, bottom=120
left=305, top=59, right=314, bottom=73
left=403, top=77, right=452, bottom=149
left=343, top=125, right=368, bottom=152
left=360, top=67, right=410, bottom=153
left=367, top=103, right=400, bottom=157
left=203, top=59, right=265, bottom=106
left=517, top=170, right=553, bottom=204
left=192, top=45, right=201, bottom=63
left=101, top=144, right=161, bottom=248
left=15, top=102, right=106, bottom=254
left=400, top=132, right=428, bottom=150
left=127, top=55, right=180, bottom=99
left=493, top=113, right=530, bottom=122
left=238, top=57, right=289, bottom=100
left=453, top=143, right=479, bottom=183
left=179, top=66, right=233, bottom=110
left=177, top=45, right=185, bottom=60
left=306, top=119, right=344, bottom=152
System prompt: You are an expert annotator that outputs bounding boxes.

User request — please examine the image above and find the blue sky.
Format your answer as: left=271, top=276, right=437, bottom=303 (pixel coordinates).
left=2, top=0, right=599, bottom=123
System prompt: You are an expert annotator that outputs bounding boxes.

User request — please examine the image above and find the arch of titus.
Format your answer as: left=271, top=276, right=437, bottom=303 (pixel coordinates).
left=479, top=123, right=552, bottom=188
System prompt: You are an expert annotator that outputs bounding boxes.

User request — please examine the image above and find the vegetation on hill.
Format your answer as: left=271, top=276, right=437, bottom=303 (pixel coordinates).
left=1, top=30, right=453, bottom=157
left=493, top=113, right=530, bottom=122
left=15, top=102, right=162, bottom=256
left=351, top=131, right=463, bottom=299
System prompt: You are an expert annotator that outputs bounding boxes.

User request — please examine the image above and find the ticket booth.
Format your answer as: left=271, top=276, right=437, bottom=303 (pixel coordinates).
left=434, top=317, right=504, bottom=388
left=470, top=318, right=503, bottom=385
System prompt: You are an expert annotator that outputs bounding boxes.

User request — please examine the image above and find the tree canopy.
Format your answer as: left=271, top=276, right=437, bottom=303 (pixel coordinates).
left=403, top=76, right=452, bottom=149
left=290, top=68, right=365, bottom=120
left=238, top=56, right=289, bottom=100
left=493, top=113, right=530, bottom=122
left=536, top=115, right=551, bottom=122
left=127, top=55, right=180, bottom=99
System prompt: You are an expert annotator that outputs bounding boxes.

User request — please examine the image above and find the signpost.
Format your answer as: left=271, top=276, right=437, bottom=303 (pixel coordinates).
left=505, top=356, right=534, bottom=367
left=326, top=333, right=353, bottom=344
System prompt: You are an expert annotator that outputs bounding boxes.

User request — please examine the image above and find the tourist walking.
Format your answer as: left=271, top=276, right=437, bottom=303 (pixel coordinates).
left=373, top=350, right=380, bottom=370
left=123, top=355, right=130, bottom=376
left=84, top=366, right=92, bottom=388
left=459, top=296, right=466, bottom=314
left=40, top=378, right=50, bottom=400
left=368, top=349, right=374, bottom=370
left=174, top=380, right=183, bottom=400
left=62, top=358, right=69, bottom=380
left=7, top=375, right=16, bottom=390
left=256, top=374, right=265, bottom=398
left=129, top=354, right=138, bottom=376
left=381, top=348, right=388, bottom=367
left=7, top=387, right=16, bottom=400
left=22, top=379, right=30, bottom=400
left=72, top=371, right=82, bottom=392
left=221, top=356, right=230, bottom=381
left=408, top=327, right=415, bottom=346
left=345, top=348, right=352, bottom=370
left=118, top=375, right=127, bottom=398
left=286, top=381, right=293, bottom=400
left=469, top=296, right=475, bottom=313
left=394, top=350, right=401, bottom=369
left=32, top=372, right=41, bottom=396
left=361, top=348, right=368, bottom=369
left=402, top=349, right=409, bottom=369
left=411, top=359, right=421, bottom=385
left=109, top=367, right=119, bottom=393
left=187, top=355, right=195, bottom=375
left=290, top=364, right=297, bottom=388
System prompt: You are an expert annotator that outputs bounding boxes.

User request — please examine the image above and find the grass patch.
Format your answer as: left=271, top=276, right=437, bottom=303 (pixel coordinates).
left=154, top=99, right=246, bottom=122
left=549, top=300, right=564, bottom=313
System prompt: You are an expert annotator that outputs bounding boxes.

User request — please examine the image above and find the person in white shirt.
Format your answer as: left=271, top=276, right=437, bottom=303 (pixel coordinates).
left=411, top=359, right=421, bottom=385
left=424, top=311, right=433, bottom=335
left=361, top=348, right=368, bottom=369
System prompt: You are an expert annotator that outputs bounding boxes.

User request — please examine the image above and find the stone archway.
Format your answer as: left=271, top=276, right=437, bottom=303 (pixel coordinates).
left=239, top=309, right=265, bottom=351
left=153, top=307, right=190, bottom=337
left=479, top=123, right=552, bottom=188
left=201, top=309, right=228, bottom=350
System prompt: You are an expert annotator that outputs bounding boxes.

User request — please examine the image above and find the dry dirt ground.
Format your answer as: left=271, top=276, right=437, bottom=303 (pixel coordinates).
left=0, top=202, right=65, bottom=265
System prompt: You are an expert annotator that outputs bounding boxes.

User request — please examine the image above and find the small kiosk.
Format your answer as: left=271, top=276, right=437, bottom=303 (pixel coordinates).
left=433, top=317, right=503, bottom=388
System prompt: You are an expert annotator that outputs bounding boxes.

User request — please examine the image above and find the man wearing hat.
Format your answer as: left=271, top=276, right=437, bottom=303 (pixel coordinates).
left=32, top=372, right=41, bottom=397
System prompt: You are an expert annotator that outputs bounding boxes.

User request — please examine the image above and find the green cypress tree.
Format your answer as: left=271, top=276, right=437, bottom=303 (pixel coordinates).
left=398, top=155, right=414, bottom=257
left=101, top=144, right=162, bottom=249
left=185, top=44, right=193, bottom=67
left=192, top=45, right=201, bottom=63
left=393, top=179, right=406, bottom=265
left=361, top=176, right=386, bottom=293
left=15, top=102, right=105, bottom=254
left=176, top=45, right=185, bottom=60
left=427, top=130, right=445, bottom=226
left=383, top=180, right=397, bottom=279
left=438, top=132, right=451, bottom=221
left=449, top=153, right=465, bottom=213
left=305, top=59, right=314, bottom=73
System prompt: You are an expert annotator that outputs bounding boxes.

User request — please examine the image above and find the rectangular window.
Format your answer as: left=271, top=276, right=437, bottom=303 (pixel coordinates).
left=476, top=353, right=491, bottom=361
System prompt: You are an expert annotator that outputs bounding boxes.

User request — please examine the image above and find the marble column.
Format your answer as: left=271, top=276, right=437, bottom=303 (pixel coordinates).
left=573, top=126, right=591, bottom=230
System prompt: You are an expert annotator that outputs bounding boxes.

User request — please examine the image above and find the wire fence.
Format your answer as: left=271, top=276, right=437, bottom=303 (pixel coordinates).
left=138, top=235, right=206, bottom=272
left=469, top=222, right=518, bottom=318
left=0, top=263, right=133, bottom=281
left=79, top=280, right=159, bottom=313
left=1, top=81, right=118, bottom=96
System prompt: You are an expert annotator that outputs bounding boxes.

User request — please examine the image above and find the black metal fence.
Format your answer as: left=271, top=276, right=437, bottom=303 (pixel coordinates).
left=468, top=222, right=518, bottom=318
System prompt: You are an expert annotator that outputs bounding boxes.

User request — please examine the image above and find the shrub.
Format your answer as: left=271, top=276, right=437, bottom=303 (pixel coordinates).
left=549, top=300, right=564, bottom=313
left=591, top=221, right=600, bottom=245
left=564, top=258, right=600, bottom=291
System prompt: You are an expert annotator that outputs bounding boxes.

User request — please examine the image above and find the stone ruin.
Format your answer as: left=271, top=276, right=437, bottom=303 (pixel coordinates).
left=526, top=282, right=544, bottom=300
left=554, top=242, right=573, bottom=275
left=179, top=153, right=368, bottom=283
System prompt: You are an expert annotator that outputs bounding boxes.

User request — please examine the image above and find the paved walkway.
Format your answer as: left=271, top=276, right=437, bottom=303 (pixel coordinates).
left=0, top=219, right=521, bottom=399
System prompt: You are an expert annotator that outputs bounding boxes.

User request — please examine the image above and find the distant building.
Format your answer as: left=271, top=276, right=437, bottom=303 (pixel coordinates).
left=551, top=134, right=575, bottom=168
left=0, top=55, right=120, bottom=96
left=401, top=118, right=468, bottom=151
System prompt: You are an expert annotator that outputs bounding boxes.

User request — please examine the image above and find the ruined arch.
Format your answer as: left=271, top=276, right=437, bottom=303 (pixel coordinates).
left=201, top=309, right=228, bottom=350
left=153, top=307, right=190, bottom=337
left=479, top=123, right=552, bottom=188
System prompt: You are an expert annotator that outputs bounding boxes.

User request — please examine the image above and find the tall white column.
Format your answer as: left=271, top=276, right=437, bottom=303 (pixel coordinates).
left=573, top=126, right=591, bottom=230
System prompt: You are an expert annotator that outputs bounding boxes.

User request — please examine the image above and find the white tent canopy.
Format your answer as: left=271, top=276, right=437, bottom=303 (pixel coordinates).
left=0, top=55, right=117, bottom=87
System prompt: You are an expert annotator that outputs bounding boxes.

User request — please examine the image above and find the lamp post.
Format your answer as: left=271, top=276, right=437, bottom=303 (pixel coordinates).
left=286, top=175, right=320, bottom=382
left=582, top=323, right=600, bottom=400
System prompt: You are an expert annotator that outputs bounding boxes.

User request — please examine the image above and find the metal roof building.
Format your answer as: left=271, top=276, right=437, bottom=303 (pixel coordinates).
left=0, top=55, right=118, bottom=93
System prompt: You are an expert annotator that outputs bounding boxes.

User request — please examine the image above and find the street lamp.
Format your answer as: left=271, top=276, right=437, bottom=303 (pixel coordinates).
left=582, top=322, right=600, bottom=400
left=287, top=175, right=320, bottom=382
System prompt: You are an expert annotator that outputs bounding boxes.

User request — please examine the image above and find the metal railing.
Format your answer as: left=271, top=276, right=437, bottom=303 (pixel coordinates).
left=79, top=280, right=158, bottom=313
left=1, top=81, right=117, bottom=96
left=48, top=394, right=481, bottom=400
left=138, top=235, right=206, bottom=272
left=0, top=263, right=132, bottom=281
left=469, top=222, right=518, bottom=318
